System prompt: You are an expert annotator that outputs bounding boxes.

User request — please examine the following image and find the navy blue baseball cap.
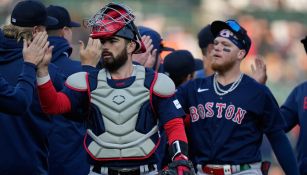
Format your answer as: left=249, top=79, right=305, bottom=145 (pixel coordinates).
left=11, top=0, right=58, bottom=27
left=46, top=5, right=81, bottom=30
left=138, top=26, right=174, bottom=54
left=164, top=50, right=203, bottom=77
left=197, top=24, right=214, bottom=49
left=211, top=19, right=251, bottom=55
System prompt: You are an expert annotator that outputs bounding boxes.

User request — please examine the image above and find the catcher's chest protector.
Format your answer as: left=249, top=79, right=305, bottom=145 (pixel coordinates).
left=87, top=65, right=158, bottom=160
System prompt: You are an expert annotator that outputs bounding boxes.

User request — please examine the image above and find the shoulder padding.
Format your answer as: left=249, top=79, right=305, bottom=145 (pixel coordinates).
left=65, top=72, right=88, bottom=91
left=153, top=73, right=176, bottom=97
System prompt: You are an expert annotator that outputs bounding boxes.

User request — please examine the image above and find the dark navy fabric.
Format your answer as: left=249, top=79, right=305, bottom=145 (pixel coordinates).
left=0, top=62, right=36, bottom=114
left=49, top=36, right=79, bottom=76
left=0, top=32, right=65, bottom=175
left=48, top=36, right=90, bottom=175
left=281, top=81, right=307, bottom=175
left=176, top=74, right=285, bottom=165
left=61, top=66, right=185, bottom=168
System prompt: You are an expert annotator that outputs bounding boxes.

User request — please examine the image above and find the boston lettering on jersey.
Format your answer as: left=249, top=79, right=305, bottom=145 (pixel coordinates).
left=188, top=102, right=247, bottom=124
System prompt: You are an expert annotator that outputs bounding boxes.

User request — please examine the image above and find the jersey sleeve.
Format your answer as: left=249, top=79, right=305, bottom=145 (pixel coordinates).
left=175, top=81, right=192, bottom=114
left=153, top=94, right=186, bottom=126
left=261, top=86, right=285, bottom=134
left=151, top=73, right=186, bottom=125
left=280, top=86, right=299, bottom=132
left=37, top=72, right=90, bottom=116
left=0, top=62, right=36, bottom=114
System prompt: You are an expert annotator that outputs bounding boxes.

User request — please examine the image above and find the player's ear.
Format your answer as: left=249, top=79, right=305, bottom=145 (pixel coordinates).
left=237, top=49, right=246, bottom=60
left=127, top=40, right=136, bottom=54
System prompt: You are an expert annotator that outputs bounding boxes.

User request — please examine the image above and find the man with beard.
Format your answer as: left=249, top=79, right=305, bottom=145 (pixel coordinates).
left=35, top=2, right=194, bottom=175
left=175, top=19, right=299, bottom=175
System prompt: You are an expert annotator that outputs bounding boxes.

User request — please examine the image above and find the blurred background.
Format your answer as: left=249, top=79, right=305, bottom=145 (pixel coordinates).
left=1, top=0, right=306, bottom=174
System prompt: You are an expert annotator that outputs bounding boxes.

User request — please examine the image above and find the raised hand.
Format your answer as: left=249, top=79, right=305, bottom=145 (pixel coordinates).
left=22, top=31, right=48, bottom=65
left=132, top=35, right=157, bottom=69
left=80, top=37, right=102, bottom=67
left=251, top=55, right=267, bottom=84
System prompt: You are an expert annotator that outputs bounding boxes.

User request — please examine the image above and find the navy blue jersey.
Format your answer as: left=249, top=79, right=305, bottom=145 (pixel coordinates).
left=60, top=67, right=185, bottom=167
left=47, top=36, right=89, bottom=175
left=0, top=62, right=36, bottom=114
left=281, top=81, right=307, bottom=174
left=0, top=32, right=66, bottom=175
left=176, top=74, right=285, bottom=165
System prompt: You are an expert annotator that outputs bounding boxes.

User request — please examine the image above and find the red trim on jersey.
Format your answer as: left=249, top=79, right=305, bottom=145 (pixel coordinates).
left=83, top=132, right=161, bottom=161
left=64, top=82, right=88, bottom=92
left=164, top=118, right=188, bottom=144
left=38, top=80, right=71, bottom=114
left=152, top=91, right=175, bottom=98
left=85, top=73, right=91, bottom=119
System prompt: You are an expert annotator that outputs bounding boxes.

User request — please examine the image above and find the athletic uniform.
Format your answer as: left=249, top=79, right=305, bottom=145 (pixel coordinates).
left=0, top=63, right=36, bottom=114
left=176, top=74, right=296, bottom=174
left=37, top=65, right=187, bottom=175
left=47, top=36, right=90, bottom=175
left=0, top=29, right=65, bottom=175
left=281, top=81, right=307, bottom=175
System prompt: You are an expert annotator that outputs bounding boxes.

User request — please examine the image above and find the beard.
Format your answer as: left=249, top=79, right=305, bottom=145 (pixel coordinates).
left=211, top=58, right=236, bottom=73
left=102, top=48, right=128, bottom=72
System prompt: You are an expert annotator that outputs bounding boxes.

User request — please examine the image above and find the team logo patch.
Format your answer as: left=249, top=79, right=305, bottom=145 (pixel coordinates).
left=112, top=95, right=126, bottom=105
left=173, top=99, right=182, bottom=109
left=220, top=29, right=236, bottom=38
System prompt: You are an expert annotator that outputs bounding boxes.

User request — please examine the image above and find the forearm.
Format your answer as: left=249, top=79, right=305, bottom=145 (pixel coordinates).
left=164, top=117, right=188, bottom=160
left=267, top=130, right=299, bottom=175
left=164, top=118, right=188, bottom=144
left=0, top=62, right=36, bottom=114
left=37, top=75, right=71, bottom=115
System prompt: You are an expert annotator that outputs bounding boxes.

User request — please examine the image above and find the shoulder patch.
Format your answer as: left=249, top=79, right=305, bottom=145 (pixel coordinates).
left=153, top=73, right=175, bottom=97
left=65, top=72, right=88, bottom=91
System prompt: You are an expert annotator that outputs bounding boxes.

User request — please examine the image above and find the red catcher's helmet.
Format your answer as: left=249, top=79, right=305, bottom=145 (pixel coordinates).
left=85, top=2, right=145, bottom=54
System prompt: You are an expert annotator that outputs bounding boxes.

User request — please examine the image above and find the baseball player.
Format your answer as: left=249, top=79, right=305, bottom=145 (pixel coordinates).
left=176, top=19, right=299, bottom=175
left=45, top=5, right=90, bottom=175
left=0, top=1, right=68, bottom=174
left=277, top=37, right=307, bottom=175
left=164, top=50, right=203, bottom=87
left=0, top=30, right=48, bottom=114
left=197, top=24, right=215, bottom=78
left=245, top=36, right=307, bottom=174
left=36, top=2, right=194, bottom=175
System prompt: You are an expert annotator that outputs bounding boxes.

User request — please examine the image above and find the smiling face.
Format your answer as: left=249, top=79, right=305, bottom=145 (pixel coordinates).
left=210, top=35, right=245, bottom=73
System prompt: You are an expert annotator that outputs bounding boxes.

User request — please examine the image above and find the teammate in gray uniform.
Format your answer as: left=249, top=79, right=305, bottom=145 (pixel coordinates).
left=176, top=19, right=299, bottom=175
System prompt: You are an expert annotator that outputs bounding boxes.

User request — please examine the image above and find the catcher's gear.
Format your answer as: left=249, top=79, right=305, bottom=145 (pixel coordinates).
left=169, top=140, right=189, bottom=161
left=84, top=2, right=145, bottom=54
left=159, top=158, right=195, bottom=175
left=160, top=140, right=195, bottom=175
